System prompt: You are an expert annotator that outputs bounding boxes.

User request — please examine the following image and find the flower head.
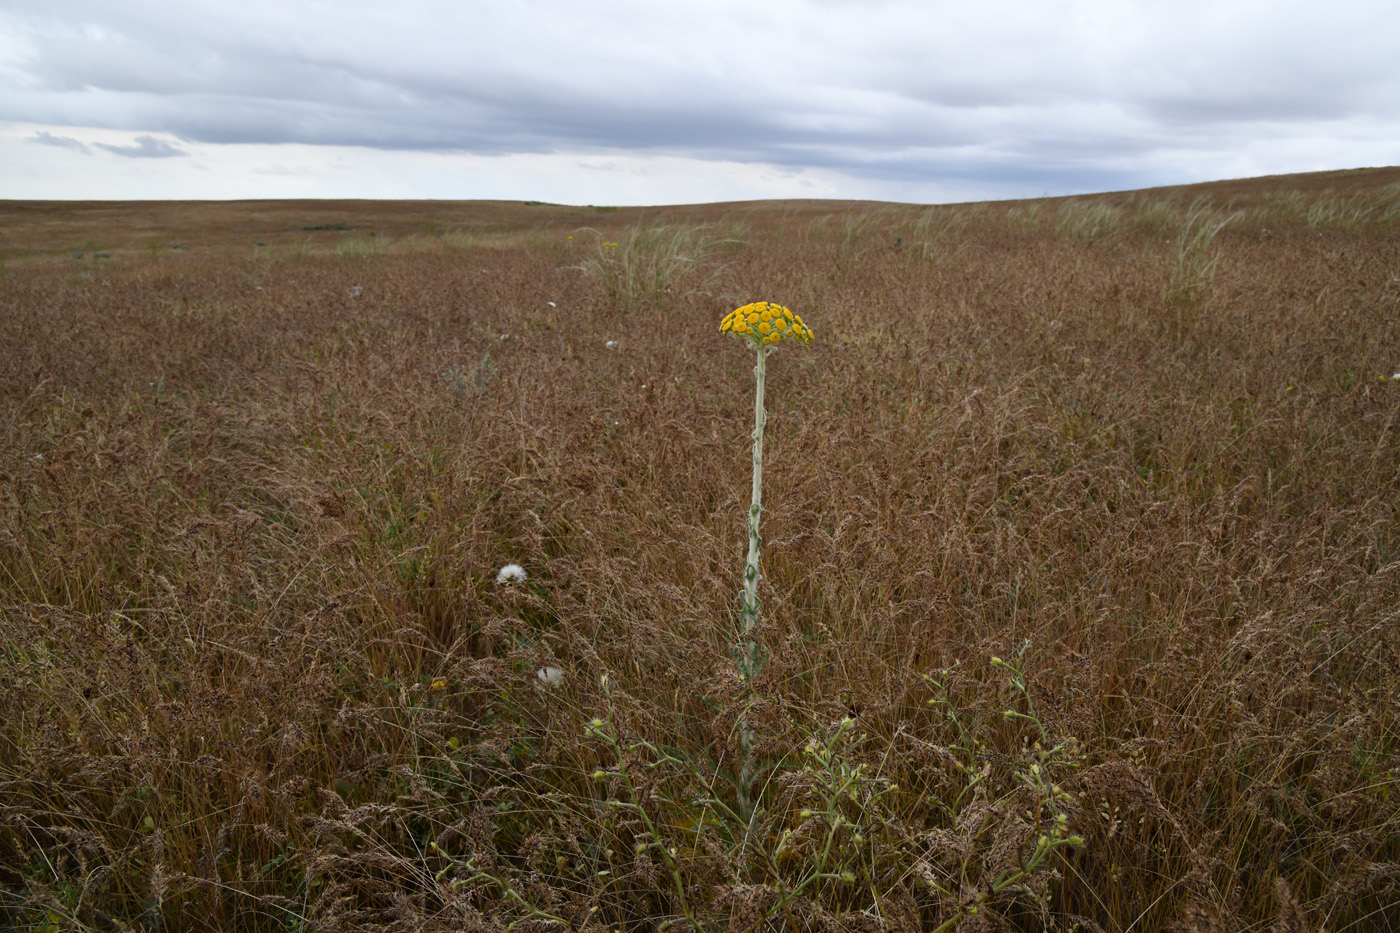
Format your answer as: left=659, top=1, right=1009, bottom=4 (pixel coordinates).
left=496, top=563, right=528, bottom=584
left=720, top=301, right=813, bottom=348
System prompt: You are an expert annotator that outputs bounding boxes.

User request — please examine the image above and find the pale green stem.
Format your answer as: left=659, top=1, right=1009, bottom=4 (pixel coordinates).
left=739, top=345, right=768, bottom=654
left=736, top=344, right=769, bottom=823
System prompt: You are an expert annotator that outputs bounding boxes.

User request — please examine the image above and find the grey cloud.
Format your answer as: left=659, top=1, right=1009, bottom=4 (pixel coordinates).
left=93, top=135, right=185, bottom=158
left=1, top=0, right=1397, bottom=195
left=29, top=130, right=90, bottom=153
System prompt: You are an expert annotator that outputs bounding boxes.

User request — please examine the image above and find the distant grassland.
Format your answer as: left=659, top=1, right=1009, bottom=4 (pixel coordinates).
left=2, top=167, right=1400, bottom=932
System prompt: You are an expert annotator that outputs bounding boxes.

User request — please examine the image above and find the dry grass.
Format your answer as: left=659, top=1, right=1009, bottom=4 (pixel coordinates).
left=2, top=167, right=1400, bottom=932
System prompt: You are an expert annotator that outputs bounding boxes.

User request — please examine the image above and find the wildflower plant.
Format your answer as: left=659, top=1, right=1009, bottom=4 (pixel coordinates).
left=720, top=301, right=813, bottom=817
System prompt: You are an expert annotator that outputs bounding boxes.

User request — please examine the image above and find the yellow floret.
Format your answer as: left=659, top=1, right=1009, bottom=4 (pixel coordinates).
left=760, top=309, right=774, bottom=323
left=758, top=322, right=771, bottom=335
left=747, top=313, right=760, bottom=325
left=783, top=308, right=793, bottom=321
left=774, top=318, right=788, bottom=331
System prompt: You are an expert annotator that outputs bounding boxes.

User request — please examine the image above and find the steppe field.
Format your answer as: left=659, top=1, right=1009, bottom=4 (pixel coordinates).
left=3, top=167, right=1400, bottom=933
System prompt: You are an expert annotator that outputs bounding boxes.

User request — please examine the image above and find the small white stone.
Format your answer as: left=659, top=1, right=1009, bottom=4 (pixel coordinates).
left=606, top=340, right=619, bottom=350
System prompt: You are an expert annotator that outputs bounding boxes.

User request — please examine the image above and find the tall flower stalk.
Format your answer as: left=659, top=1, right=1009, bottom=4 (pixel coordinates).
left=737, top=343, right=768, bottom=676
left=720, top=301, right=814, bottom=818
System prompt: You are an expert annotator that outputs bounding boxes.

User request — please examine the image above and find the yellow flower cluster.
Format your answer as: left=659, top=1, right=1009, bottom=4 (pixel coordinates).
left=719, top=301, right=813, bottom=347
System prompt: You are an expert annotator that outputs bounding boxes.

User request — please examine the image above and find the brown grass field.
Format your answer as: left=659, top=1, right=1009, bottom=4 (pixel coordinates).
left=2, top=167, right=1400, bottom=932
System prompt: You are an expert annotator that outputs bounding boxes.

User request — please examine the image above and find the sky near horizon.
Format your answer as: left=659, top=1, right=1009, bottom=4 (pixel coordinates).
left=2, top=1, right=1398, bottom=205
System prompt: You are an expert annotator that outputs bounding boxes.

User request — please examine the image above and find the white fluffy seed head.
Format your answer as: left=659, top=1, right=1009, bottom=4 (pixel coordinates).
left=536, top=666, right=564, bottom=688
left=496, top=563, right=527, bottom=584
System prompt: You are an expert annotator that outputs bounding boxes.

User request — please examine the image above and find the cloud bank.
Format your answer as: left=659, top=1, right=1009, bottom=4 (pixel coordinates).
left=1, top=0, right=1397, bottom=201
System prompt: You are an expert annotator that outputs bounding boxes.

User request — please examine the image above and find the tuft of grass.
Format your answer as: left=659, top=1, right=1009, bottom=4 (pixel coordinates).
left=1164, top=197, right=1236, bottom=308
left=1004, top=201, right=1046, bottom=236
left=911, top=206, right=974, bottom=259
left=438, top=230, right=481, bottom=251
left=1054, top=199, right=1124, bottom=244
left=1129, top=196, right=1182, bottom=235
left=576, top=224, right=712, bottom=313
left=335, top=232, right=386, bottom=259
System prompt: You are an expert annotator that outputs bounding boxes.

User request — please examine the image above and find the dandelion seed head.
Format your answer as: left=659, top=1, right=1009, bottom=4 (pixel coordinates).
left=496, top=563, right=528, bottom=584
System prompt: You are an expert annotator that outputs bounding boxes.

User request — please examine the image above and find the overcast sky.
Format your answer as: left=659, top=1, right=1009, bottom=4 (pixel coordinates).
left=2, top=0, right=1397, bottom=204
